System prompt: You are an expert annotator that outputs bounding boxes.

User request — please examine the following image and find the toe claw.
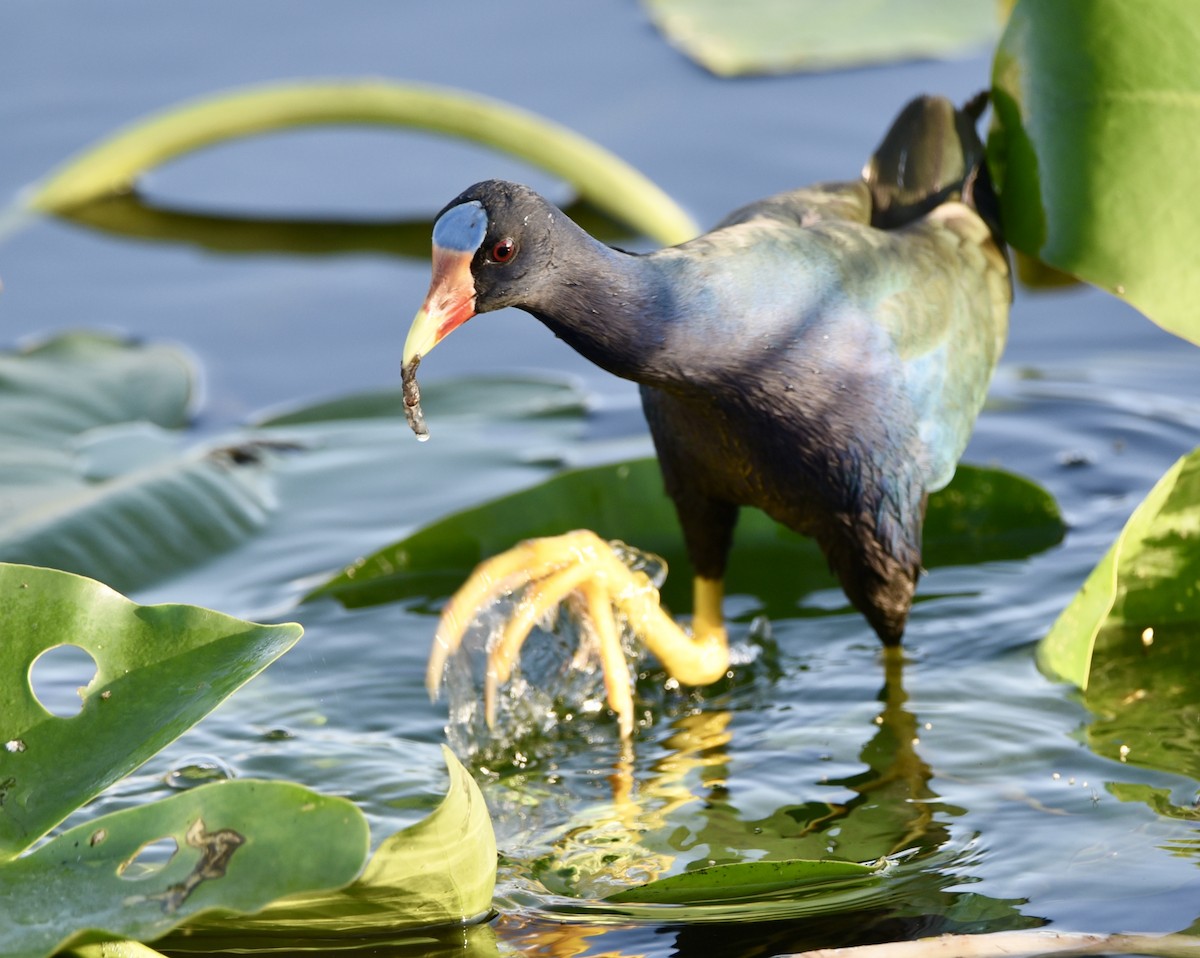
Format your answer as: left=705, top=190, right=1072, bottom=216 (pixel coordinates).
left=426, top=530, right=730, bottom=739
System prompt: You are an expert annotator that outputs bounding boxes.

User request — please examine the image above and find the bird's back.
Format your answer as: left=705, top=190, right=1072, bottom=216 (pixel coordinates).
left=640, top=95, right=1010, bottom=641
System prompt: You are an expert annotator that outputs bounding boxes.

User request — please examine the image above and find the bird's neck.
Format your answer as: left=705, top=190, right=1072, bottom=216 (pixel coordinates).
left=521, top=234, right=679, bottom=388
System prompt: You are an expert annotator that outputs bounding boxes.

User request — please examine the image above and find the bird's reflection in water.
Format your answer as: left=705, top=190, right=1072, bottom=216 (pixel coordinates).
left=478, top=650, right=1001, bottom=958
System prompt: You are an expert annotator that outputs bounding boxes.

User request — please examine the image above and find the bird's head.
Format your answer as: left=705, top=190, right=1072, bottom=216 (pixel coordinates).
left=403, top=180, right=557, bottom=369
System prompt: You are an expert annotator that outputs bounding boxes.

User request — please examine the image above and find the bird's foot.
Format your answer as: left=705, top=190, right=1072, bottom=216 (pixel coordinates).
left=426, top=530, right=730, bottom=739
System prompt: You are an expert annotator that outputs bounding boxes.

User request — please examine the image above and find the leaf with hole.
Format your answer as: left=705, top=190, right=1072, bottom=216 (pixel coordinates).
left=0, top=563, right=302, bottom=859
left=173, top=746, right=496, bottom=943
left=0, top=780, right=368, bottom=958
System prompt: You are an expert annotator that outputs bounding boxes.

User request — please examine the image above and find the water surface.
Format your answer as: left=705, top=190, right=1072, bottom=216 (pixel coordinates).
left=3, top=4, right=1199, bottom=956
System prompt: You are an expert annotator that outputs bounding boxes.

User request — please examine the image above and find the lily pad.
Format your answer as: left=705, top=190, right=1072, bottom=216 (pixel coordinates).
left=1038, top=446, right=1200, bottom=690
left=310, top=459, right=1063, bottom=615
left=0, top=563, right=302, bottom=858
left=0, top=333, right=275, bottom=592
left=643, top=0, right=998, bottom=76
left=605, top=857, right=882, bottom=905
left=990, top=0, right=1200, bottom=344
left=0, top=331, right=192, bottom=443
left=0, top=780, right=368, bottom=958
left=176, top=745, right=496, bottom=942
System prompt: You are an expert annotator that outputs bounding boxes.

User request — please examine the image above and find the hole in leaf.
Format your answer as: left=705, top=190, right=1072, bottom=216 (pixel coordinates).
left=119, top=836, right=179, bottom=880
left=29, top=644, right=98, bottom=717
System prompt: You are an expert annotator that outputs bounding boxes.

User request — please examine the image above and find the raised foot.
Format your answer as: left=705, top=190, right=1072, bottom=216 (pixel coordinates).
left=426, top=530, right=731, bottom=738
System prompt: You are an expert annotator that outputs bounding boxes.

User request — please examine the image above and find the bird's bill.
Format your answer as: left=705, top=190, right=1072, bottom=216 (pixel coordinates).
left=403, top=246, right=478, bottom=367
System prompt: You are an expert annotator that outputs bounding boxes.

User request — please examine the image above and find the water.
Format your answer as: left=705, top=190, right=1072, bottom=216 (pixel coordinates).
left=3, top=4, right=1199, bottom=956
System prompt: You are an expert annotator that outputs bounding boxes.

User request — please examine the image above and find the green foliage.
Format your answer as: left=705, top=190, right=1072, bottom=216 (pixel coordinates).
left=605, top=858, right=882, bottom=905
left=990, top=0, right=1200, bottom=345
left=0, top=331, right=192, bottom=439
left=0, top=781, right=368, bottom=958
left=642, top=0, right=998, bottom=76
left=0, top=561, right=496, bottom=957
left=310, top=459, right=1064, bottom=614
left=179, top=746, right=496, bottom=944
left=0, top=333, right=274, bottom=593
left=25, top=80, right=698, bottom=247
left=1038, top=446, right=1200, bottom=690
left=0, top=563, right=303, bottom=858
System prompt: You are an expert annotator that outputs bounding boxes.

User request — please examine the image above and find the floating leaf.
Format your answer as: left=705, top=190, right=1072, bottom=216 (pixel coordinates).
left=176, top=746, right=495, bottom=943
left=311, top=459, right=1063, bottom=614
left=0, top=333, right=276, bottom=592
left=0, top=446, right=278, bottom=594
left=0, top=563, right=302, bottom=859
left=25, top=80, right=698, bottom=247
left=256, top=375, right=586, bottom=428
left=605, top=858, right=882, bottom=905
left=1038, top=446, right=1200, bottom=689
left=643, top=0, right=998, bottom=76
left=0, top=780, right=368, bottom=958
left=990, top=0, right=1200, bottom=344
left=0, top=331, right=192, bottom=444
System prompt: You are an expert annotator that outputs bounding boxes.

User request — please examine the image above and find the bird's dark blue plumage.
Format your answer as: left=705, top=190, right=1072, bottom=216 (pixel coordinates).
left=406, top=94, right=1009, bottom=646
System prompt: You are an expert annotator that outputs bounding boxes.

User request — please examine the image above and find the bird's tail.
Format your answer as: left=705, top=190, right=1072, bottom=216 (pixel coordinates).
left=863, top=92, right=1004, bottom=246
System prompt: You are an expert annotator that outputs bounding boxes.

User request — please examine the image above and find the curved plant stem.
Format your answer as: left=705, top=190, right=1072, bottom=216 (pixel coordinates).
left=24, top=80, right=700, bottom=247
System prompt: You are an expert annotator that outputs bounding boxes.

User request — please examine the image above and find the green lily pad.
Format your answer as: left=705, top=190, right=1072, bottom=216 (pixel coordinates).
left=256, top=375, right=586, bottom=428
left=990, top=0, right=1200, bottom=344
left=0, top=331, right=192, bottom=444
left=605, top=857, right=882, bottom=905
left=310, top=459, right=1063, bottom=614
left=643, top=0, right=998, bottom=76
left=0, top=446, right=278, bottom=595
left=176, top=746, right=496, bottom=943
left=0, top=333, right=276, bottom=592
left=1038, top=446, right=1200, bottom=689
left=0, top=780, right=368, bottom=958
left=0, top=563, right=302, bottom=859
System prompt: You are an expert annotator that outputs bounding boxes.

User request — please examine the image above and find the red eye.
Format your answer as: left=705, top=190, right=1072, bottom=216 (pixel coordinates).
left=491, top=238, right=516, bottom=263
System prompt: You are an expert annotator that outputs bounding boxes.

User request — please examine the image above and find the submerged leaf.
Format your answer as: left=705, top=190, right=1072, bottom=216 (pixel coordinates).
left=643, top=0, right=998, bottom=76
left=311, top=459, right=1063, bottom=614
left=0, top=780, right=368, bottom=958
left=0, top=564, right=302, bottom=858
left=605, top=858, right=882, bottom=905
left=178, top=746, right=496, bottom=940
left=25, top=80, right=698, bottom=247
left=990, top=0, right=1200, bottom=344
left=1038, top=446, right=1200, bottom=689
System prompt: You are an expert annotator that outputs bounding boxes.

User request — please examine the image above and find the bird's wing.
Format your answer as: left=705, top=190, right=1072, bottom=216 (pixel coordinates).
left=712, top=180, right=873, bottom=233
left=717, top=179, right=1009, bottom=494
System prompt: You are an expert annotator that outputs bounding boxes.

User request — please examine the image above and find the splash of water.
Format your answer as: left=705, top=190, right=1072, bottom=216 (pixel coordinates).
left=439, top=541, right=667, bottom=760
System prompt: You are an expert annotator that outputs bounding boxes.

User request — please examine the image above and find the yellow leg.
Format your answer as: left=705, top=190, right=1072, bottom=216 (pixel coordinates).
left=426, top=531, right=731, bottom=738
